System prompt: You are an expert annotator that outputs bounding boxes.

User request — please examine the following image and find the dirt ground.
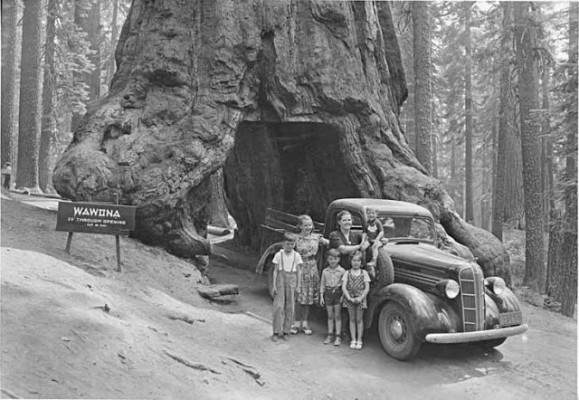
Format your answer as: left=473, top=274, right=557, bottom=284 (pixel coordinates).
left=1, top=192, right=577, bottom=400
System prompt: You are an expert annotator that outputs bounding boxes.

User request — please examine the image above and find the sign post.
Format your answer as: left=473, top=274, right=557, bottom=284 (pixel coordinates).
left=56, top=201, right=137, bottom=272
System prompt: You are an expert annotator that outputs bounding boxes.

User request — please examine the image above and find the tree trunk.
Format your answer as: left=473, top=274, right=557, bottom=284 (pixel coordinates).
left=107, top=0, right=119, bottom=82
left=412, top=1, right=432, bottom=173
left=71, top=0, right=101, bottom=132
left=540, top=65, right=554, bottom=229
left=16, top=0, right=44, bottom=190
left=492, top=2, right=513, bottom=241
left=53, top=1, right=512, bottom=282
left=504, top=109, right=525, bottom=226
left=39, top=0, right=57, bottom=192
left=559, top=1, right=578, bottom=317
left=514, top=2, right=546, bottom=293
left=464, top=1, right=474, bottom=224
left=1, top=0, right=20, bottom=169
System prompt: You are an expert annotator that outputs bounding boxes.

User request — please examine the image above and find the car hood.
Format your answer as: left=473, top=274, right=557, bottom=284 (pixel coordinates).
left=385, top=241, right=470, bottom=272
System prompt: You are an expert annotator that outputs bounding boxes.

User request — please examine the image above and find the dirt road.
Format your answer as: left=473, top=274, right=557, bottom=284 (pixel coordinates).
left=209, top=243, right=578, bottom=400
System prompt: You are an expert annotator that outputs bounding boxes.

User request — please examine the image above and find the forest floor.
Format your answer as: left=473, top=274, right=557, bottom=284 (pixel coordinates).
left=1, top=190, right=576, bottom=400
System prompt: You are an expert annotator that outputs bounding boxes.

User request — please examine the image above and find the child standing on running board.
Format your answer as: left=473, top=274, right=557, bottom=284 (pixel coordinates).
left=272, top=232, right=303, bottom=342
left=320, top=248, right=345, bottom=346
left=342, top=250, right=371, bottom=349
left=361, top=208, right=384, bottom=279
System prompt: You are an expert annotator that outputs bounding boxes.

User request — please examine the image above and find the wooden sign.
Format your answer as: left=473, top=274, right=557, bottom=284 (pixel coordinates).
left=56, top=201, right=137, bottom=272
left=56, top=202, right=136, bottom=235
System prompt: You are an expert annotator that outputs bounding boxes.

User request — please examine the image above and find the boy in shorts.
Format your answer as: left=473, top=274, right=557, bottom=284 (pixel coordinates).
left=320, top=248, right=345, bottom=346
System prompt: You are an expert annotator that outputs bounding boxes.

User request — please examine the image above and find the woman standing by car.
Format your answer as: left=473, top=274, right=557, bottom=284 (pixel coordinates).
left=329, top=210, right=363, bottom=270
left=291, top=215, right=329, bottom=335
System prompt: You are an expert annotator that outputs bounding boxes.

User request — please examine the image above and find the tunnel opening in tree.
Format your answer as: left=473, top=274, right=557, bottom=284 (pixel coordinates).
left=224, top=121, right=358, bottom=249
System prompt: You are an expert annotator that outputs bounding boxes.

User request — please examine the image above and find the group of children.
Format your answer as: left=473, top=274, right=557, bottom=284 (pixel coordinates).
left=271, top=210, right=384, bottom=350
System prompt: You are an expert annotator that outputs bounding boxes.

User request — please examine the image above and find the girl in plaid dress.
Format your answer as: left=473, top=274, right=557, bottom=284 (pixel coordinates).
left=342, top=250, right=370, bottom=349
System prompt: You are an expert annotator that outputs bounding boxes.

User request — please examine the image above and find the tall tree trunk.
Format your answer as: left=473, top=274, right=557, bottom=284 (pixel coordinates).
left=540, top=66, right=554, bottom=229
left=504, top=110, right=525, bottom=225
left=514, top=2, right=546, bottom=293
left=107, top=0, right=119, bottom=83
left=1, top=0, right=20, bottom=168
left=89, top=1, right=101, bottom=98
left=16, top=0, right=44, bottom=190
left=559, top=1, right=578, bottom=317
left=412, top=1, right=432, bottom=173
left=71, top=0, right=101, bottom=132
left=39, top=0, right=57, bottom=192
left=492, top=2, right=513, bottom=241
left=464, top=1, right=474, bottom=224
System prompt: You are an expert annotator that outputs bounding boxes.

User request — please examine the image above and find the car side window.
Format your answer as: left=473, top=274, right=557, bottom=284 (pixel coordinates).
left=410, top=218, right=433, bottom=240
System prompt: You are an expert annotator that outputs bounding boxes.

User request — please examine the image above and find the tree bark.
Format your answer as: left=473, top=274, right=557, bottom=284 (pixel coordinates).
left=16, top=0, right=45, bottom=190
left=463, top=1, right=474, bottom=224
left=491, top=2, right=513, bottom=241
left=514, top=2, right=546, bottom=293
left=559, top=1, right=578, bottom=317
left=540, top=66, right=554, bottom=229
left=39, top=0, right=57, bottom=192
left=412, top=1, right=432, bottom=173
left=71, top=0, right=101, bottom=132
left=1, top=0, right=20, bottom=169
left=53, top=1, right=512, bottom=282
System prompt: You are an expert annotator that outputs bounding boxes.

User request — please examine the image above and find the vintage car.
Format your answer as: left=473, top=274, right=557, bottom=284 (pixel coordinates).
left=256, top=198, right=528, bottom=360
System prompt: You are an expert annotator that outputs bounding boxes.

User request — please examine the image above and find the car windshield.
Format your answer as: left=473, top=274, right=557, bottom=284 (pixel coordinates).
left=378, top=215, right=435, bottom=243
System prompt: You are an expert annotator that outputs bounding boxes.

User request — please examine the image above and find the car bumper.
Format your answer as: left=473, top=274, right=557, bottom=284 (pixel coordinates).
left=425, top=324, right=528, bottom=344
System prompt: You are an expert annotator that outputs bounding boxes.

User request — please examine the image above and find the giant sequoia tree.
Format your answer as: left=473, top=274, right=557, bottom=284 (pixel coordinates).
left=53, top=0, right=511, bottom=281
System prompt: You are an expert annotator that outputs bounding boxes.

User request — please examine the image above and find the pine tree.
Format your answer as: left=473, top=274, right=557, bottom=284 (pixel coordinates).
left=492, top=2, right=513, bottom=240
left=1, top=0, right=20, bottom=168
left=16, top=0, right=45, bottom=190
left=412, top=1, right=432, bottom=173
left=514, top=1, right=546, bottom=293
left=39, top=0, right=57, bottom=192
left=463, top=1, right=475, bottom=224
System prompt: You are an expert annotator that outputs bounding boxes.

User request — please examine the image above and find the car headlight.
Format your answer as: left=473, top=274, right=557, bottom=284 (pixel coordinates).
left=485, top=277, right=506, bottom=296
left=436, top=279, right=460, bottom=299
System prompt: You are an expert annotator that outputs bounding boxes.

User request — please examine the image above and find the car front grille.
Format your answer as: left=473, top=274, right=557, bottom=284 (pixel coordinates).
left=458, top=264, right=485, bottom=332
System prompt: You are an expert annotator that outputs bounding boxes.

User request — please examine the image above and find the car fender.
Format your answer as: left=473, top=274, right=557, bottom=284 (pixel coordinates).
left=367, top=283, right=461, bottom=341
left=255, top=242, right=282, bottom=274
left=484, top=286, right=523, bottom=327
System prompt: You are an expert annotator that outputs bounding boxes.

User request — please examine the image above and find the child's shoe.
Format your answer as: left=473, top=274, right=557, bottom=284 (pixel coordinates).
left=350, top=340, right=356, bottom=349
left=303, top=327, right=313, bottom=335
left=323, top=334, right=334, bottom=345
left=289, top=325, right=299, bottom=335
left=355, top=341, right=363, bottom=350
left=333, top=335, right=342, bottom=346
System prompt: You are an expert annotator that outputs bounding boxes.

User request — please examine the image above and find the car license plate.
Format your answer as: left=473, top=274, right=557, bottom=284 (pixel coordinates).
left=499, top=311, right=522, bottom=327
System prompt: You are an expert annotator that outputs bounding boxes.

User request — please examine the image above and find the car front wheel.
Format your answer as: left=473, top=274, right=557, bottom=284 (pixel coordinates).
left=378, top=302, right=421, bottom=360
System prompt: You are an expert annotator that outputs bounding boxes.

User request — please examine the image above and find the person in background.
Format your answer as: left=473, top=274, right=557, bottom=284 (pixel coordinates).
left=291, top=215, right=329, bottom=335
left=360, top=208, right=384, bottom=279
left=319, top=248, right=345, bottom=346
left=2, top=162, right=11, bottom=190
left=341, top=250, right=371, bottom=350
left=271, top=232, right=303, bottom=342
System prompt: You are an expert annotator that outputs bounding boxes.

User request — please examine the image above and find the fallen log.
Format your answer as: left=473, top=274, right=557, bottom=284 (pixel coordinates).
left=197, top=284, right=239, bottom=300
